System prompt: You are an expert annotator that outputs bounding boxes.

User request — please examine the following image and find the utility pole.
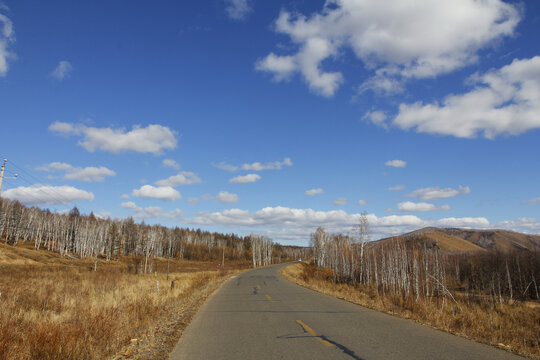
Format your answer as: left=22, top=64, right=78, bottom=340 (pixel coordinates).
left=0, top=159, right=18, bottom=196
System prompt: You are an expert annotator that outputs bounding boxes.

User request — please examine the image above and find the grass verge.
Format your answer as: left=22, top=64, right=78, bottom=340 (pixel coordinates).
left=0, top=242, right=246, bottom=360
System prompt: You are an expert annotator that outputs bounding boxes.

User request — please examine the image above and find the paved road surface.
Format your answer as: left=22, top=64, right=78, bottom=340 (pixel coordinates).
left=170, top=263, right=522, bottom=360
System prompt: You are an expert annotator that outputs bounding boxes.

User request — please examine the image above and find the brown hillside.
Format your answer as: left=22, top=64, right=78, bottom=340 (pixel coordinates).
left=440, top=228, right=540, bottom=252
left=377, top=227, right=540, bottom=252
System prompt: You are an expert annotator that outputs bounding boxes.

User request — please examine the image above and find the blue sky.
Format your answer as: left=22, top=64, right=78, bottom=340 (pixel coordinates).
left=1, top=0, right=539, bottom=245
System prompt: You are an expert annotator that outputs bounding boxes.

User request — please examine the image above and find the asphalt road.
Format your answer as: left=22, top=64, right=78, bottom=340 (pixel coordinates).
left=170, top=263, right=523, bottom=360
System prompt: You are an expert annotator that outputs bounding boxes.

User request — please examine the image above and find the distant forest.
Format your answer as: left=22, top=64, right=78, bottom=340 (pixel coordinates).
left=0, top=198, right=308, bottom=270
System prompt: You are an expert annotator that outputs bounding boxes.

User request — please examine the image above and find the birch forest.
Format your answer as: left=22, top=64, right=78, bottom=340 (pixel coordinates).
left=0, top=197, right=298, bottom=269
left=311, top=220, right=540, bottom=305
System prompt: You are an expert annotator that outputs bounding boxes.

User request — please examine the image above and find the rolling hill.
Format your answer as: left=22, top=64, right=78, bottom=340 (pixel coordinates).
left=377, top=227, right=540, bottom=252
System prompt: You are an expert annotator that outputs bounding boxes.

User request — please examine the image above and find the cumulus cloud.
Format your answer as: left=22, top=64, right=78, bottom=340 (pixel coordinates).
left=362, top=110, right=388, bottom=128
left=186, top=205, right=492, bottom=241
left=3, top=184, right=94, bottom=205
left=385, top=160, right=407, bottom=168
left=256, top=0, right=519, bottom=97
left=397, top=201, right=451, bottom=212
left=357, top=200, right=367, bottom=205
left=408, top=185, right=470, bottom=201
left=215, top=191, right=239, bottom=204
left=121, top=202, right=183, bottom=220
left=132, top=185, right=181, bottom=201
left=162, top=159, right=180, bottom=170
left=225, top=0, right=252, bottom=20
left=522, top=197, right=540, bottom=205
left=0, top=8, right=15, bottom=77
left=495, top=217, right=540, bottom=234
left=212, top=161, right=239, bottom=172
left=214, top=158, right=293, bottom=172
left=333, top=198, right=348, bottom=206
left=37, top=162, right=116, bottom=182
left=49, top=122, right=177, bottom=155
left=120, top=201, right=141, bottom=212
left=242, top=157, right=293, bottom=171
left=388, top=185, right=405, bottom=191
left=393, top=56, right=540, bottom=138
left=305, top=188, right=324, bottom=196
left=188, top=197, right=201, bottom=204
left=230, top=174, right=261, bottom=183
left=155, top=171, right=201, bottom=186
left=50, top=60, right=73, bottom=80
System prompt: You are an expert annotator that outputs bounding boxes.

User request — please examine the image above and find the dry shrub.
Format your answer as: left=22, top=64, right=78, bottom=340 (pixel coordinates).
left=281, top=263, right=540, bottom=358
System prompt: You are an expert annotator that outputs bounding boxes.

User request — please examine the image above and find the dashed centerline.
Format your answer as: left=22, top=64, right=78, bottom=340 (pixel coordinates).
left=296, top=320, right=334, bottom=347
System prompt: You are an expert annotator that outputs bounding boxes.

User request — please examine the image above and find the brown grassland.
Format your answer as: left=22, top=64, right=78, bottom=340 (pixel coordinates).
left=281, top=262, right=540, bottom=359
left=0, top=242, right=248, bottom=360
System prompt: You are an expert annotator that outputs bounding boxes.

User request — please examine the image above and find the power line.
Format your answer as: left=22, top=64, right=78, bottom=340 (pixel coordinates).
left=0, top=159, right=18, bottom=195
left=6, top=158, right=83, bottom=206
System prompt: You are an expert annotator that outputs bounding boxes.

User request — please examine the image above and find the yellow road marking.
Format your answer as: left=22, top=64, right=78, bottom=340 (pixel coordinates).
left=296, top=320, right=334, bottom=347
left=265, top=294, right=275, bottom=302
left=257, top=284, right=261, bottom=290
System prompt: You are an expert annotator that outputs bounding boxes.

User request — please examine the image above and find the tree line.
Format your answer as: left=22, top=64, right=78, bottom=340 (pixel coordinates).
left=311, top=215, right=540, bottom=306
left=0, top=198, right=302, bottom=270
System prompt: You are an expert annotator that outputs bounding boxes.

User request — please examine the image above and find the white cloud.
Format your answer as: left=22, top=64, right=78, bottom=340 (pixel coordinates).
left=215, top=191, right=239, bottom=204
left=121, top=201, right=141, bottom=212
left=357, top=200, right=367, bottom=205
left=0, top=9, right=15, bottom=77
left=213, top=158, right=293, bottom=172
left=495, top=218, right=540, bottom=234
left=36, top=162, right=73, bottom=172
left=186, top=205, right=492, bottom=241
left=305, top=188, right=324, bottom=196
left=134, top=207, right=183, bottom=220
left=121, top=194, right=130, bottom=199
left=384, top=208, right=394, bottom=213
left=397, top=201, right=451, bottom=212
left=362, top=110, right=388, bottom=128
left=50, top=60, right=73, bottom=80
left=162, top=159, right=180, bottom=170
left=393, top=56, right=540, bottom=138
left=257, top=0, right=519, bottom=97
left=64, top=167, right=116, bottom=182
left=188, top=197, right=200, bottom=204
left=201, top=194, right=213, bottom=200
left=242, top=157, right=293, bottom=171
left=155, top=171, right=201, bottom=186
left=37, top=162, right=115, bottom=182
left=3, top=184, right=94, bottom=205
left=408, top=185, right=470, bottom=201
left=225, top=0, right=252, bottom=20
left=388, top=185, right=405, bottom=191
left=121, top=202, right=183, bottom=220
left=230, top=173, right=261, bottom=183
left=212, top=161, right=239, bottom=172
left=523, top=197, right=540, bottom=205
left=333, top=198, right=348, bottom=206
left=385, top=160, right=407, bottom=168
left=132, top=185, right=181, bottom=201
left=49, top=122, right=177, bottom=155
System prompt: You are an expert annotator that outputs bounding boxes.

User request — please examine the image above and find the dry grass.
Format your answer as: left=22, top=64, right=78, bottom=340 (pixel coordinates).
left=281, top=263, right=540, bottom=359
left=0, top=243, right=247, bottom=360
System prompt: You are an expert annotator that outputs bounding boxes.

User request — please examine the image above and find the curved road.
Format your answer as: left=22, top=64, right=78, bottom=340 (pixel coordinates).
left=170, top=263, right=522, bottom=360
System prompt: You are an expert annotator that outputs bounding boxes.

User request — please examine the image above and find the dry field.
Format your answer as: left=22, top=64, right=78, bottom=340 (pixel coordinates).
left=281, top=262, right=540, bottom=359
left=0, top=242, right=248, bottom=360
